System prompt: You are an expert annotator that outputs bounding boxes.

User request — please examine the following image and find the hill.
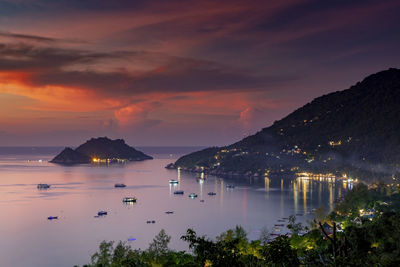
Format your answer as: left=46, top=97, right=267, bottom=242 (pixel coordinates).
left=171, top=68, right=400, bottom=180
left=50, top=137, right=152, bottom=164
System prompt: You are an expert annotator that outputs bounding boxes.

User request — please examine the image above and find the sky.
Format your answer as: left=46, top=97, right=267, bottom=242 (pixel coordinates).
left=0, top=0, right=399, bottom=146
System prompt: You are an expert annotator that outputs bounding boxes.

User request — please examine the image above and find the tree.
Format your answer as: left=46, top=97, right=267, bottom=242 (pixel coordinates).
left=287, top=215, right=303, bottom=235
left=148, top=229, right=171, bottom=258
left=90, top=241, right=113, bottom=267
left=262, top=235, right=299, bottom=266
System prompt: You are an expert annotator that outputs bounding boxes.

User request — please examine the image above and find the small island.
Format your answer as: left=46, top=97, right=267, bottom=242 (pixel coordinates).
left=50, top=137, right=152, bottom=164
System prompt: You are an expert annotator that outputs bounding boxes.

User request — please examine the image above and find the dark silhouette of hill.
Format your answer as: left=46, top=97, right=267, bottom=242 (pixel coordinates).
left=51, top=137, right=152, bottom=164
left=172, top=68, right=400, bottom=180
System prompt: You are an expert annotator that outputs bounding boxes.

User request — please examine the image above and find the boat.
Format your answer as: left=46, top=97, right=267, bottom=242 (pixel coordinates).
left=274, top=224, right=284, bottom=227
left=97, top=211, right=107, bottom=216
left=47, top=216, right=58, bottom=220
left=37, top=183, right=50, bottom=189
left=189, top=193, right=198, bottom=198
left=277, top=219, right=286, bottom=222
left=122, top=197, right=137, bottom=203
left=200, top=199, right=205, bottom=202
left=173, top=190, right=184, bottom=195
left=207, top=192, right=216, bottom=196
left=114, top=183, right=126, bottom=188
left=273, top=227, right=281, bottom=232
left=226, top=184, right=235, bottom=189
left=165, top=211, right=174, bottom=214
left=169, top=179, right=179, bottom=184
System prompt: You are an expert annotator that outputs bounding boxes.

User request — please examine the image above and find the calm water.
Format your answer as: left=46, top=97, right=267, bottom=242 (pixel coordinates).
left=0, top=147, right=351, bottom=267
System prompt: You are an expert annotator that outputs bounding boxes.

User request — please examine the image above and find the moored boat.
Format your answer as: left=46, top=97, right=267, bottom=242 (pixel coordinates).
left=37, top=183, right=51, bottom=189
left=169, top=179, right=179, bottom=184
left=173, top=190, right=184, bottom=195
left=115, top=183, right=126, bottom=188
left=122, top=197, right=137, bottom=203
left=189, top=193, right=198, bottom=198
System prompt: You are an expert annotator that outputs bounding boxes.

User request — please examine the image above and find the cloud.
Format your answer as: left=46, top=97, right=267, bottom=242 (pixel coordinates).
left=0, top=40, right=295, bottom=101
left=0, top=31, right=57, bottom=42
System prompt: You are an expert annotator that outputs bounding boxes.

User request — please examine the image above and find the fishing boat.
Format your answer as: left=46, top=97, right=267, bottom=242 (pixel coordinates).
left=207, top=192, right=216, bottom=196
left=47, top=216, right=58, bottom=220
left=169, top=179, right=179, bottom=184
left=122, top=197, right=137, bottom=203
left=173, top=190, right=184, bottom=195
left=97, top=211, right=107, bottom=216
left=114, top=183, right=126, bottom=188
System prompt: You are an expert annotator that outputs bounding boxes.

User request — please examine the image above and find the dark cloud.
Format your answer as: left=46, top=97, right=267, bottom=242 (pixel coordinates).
left=0, top=31, right=56, bottom=42
left=0, top=41, right=296, bottom=96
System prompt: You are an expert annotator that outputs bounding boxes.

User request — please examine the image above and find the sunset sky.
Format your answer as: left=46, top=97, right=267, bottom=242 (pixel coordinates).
left=0, top=0, right=399, bottom=146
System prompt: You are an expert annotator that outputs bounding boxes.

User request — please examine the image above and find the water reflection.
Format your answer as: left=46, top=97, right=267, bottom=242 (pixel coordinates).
left=0, top=153, right=354, bottom=267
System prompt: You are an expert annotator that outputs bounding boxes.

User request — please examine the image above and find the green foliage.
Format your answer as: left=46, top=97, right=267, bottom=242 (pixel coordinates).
left=262, top=235, right=300, bottom=266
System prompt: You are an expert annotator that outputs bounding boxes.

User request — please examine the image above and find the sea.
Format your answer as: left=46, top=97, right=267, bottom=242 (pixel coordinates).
left=0, top=147, right=351, bottom=266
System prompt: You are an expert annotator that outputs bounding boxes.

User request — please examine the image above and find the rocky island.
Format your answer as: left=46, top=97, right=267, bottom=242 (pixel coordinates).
left=168, top=68, right=400, bottom=181
left=51, top=137, right=152, bottom=164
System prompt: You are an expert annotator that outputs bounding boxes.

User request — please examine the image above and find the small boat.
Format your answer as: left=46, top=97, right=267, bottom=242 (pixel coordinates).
left=226, top=184, right=235, bottom=189
left=282, top=217, right=289, bottom=220
left=277, top=219, right=286, bottom=222
left=114, top=183, right=126, bottom=188
left=271, top=233, right=280, bottom=236
left=189, top=193, right=198, bottom=198
left=173, top=190, right=184, bottom=195
left=200, top=199, right=205, bottom=203
left=122, top=197, right=137, bottom=203
left=97, top=211, right=107, bottom=216
left=274, top=224, right=284, bottom=227
left=208, top=192, right=216, bottom=196
left=169, top=179, right=179, bottom=184
left=146, top=220, right=156, bottom=224
left=37, top=183, right=50, bottom=189
left=47, top=216, right=58, bottom=220
left=273, top=227, right=281, bottom=232
left=165, top=211, right=174, bottom=214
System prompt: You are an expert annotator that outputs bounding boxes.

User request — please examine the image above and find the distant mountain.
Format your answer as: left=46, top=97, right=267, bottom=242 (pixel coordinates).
left=50, top=137, right=152, bottom=164
left=171, top=68, right=400, bottom=180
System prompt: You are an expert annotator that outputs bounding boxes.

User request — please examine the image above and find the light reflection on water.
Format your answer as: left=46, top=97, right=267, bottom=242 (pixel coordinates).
left=0, top=152, right=351, bottom=267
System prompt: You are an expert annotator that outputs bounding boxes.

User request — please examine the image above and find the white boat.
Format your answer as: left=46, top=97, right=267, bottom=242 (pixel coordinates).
left=122, top=197, right=137, bottom=203
left=189, top=193, right=198, bottom=198
left=169, top=179, right=179, bottom=184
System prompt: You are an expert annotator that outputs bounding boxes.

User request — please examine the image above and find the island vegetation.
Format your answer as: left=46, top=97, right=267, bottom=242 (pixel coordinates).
left=76, top=181, right=400, bottom=266
left=169, top=68, right=400, bottom=183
